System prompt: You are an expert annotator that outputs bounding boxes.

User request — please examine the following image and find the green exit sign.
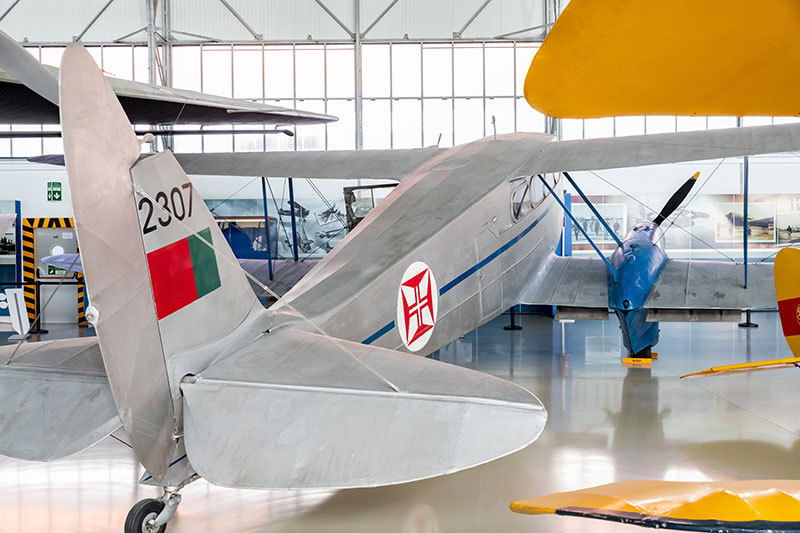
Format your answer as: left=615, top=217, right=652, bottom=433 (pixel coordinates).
left=47, top=181, right=62, bottom=202
left=47, top=265, right=67, bottom=276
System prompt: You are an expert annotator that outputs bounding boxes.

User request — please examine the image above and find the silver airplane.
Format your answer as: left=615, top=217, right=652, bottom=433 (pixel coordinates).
left=0, top=43, right=797, bottom=533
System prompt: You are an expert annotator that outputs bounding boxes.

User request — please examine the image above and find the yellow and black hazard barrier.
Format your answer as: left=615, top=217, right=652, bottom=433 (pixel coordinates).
left=21, top=217, right=86, bottom=326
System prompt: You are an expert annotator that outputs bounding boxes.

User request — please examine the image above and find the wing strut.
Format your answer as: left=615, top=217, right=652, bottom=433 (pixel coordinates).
left=539, top=174, right=618, bottom=282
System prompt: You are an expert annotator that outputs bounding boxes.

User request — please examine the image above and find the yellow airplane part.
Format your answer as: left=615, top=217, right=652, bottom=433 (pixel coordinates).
left=510, top=480, right=800, bottom=521
left=681, top=356, right=800, bottom=379
left=776, top=247, right=800, bottom=356
left=524, top=0, right=800, bottom=118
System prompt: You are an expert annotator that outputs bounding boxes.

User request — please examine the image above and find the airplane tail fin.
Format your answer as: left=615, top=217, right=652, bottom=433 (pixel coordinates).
left=775, top=247, right=800, bottom=356
left=60, top=43, right=259, bottom=482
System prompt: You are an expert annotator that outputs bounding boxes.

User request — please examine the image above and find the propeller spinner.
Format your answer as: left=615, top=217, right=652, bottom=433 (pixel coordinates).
left=652, top=172, right=700, bottom=226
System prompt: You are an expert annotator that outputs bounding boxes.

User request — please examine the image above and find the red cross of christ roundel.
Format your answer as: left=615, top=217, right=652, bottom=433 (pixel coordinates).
left=396, top=261, right=438, bottom=352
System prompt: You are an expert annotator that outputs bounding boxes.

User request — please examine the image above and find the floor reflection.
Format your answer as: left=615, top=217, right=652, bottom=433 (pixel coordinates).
left=0, top=313, right=797, bottom=532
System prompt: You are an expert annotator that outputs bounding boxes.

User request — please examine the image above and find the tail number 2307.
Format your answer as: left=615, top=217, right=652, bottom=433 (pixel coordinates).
left=138, top=182, right=194, bottom=235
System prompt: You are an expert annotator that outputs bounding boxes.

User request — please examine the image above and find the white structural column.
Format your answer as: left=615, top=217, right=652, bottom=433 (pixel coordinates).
left=354, top=0, right=363, bottom=149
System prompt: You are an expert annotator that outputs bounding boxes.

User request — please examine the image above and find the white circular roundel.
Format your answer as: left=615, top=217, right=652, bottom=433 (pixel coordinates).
left=396, top=261, right=438, bottom=352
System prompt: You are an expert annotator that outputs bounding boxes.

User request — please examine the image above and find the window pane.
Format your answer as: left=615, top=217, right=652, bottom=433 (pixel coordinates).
left=0, top=125, right=9, bottom=156
left=584, top=117, right=614, bottom=139
left=454, top=98, right=483, bottom=144
left=11, top=126, right=41, bottom=157
left=516, top=99, right=545, bottom=133
left=646, top=116, right=676, bottom=134
left=133, top=46, right=148, bottom=83
left=42, top=124, right=62, bottom=154
left=362, top=99, right=390, bottom=149
left=422, top=45, right=451, bottom=97
left=172, top=46, right=201, bottom=91
left=743, top=117, right=772, bottom=127
left=326, top=99, right=355, bottom=150
left=453, top=44, right=482, bottom=97
left=392, top=99, right=422, bottom=148
left=326, top=45, right=354, bottom=98
left=515, top=45, right=538, bottom=96
left=615, top=116, right=645, bottom=136
left=202, top=125, right=233, bottom=153
left=391, top=44, right=421, bottom=98
left=707, top=116, right=736, bottom=130
left=202, top=45, right=232, bottom=97
left=294, top=100, right=326, bottom=150
left=172, top=125, right=202, bottom=153
left=485, top=44, right=514, bottom=96
left=264, top=46, right=294, bottom=99
left=233, top=46, right=263, bottom=100
left=234, top=124, right=264, bottom=152
left=40, top=47, right=64, bottom=68
left=485, top=98, right=515, bottom=136
left=295, top=46, right=324, bottom=99
left=103, top=46, right=134, bottom=81
left=362, top=44, right=389, bottom=98
left=561, top=119, right=583, bottom=140
left=677, top=116, right=707, bottom=132
left=423, top=99, right=452, bottom=147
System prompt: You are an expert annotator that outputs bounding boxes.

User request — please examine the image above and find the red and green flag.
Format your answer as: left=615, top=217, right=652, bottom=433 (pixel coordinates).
left=146, top=227, right=221, bottom=319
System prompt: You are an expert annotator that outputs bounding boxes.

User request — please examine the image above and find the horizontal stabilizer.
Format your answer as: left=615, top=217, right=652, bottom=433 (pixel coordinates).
left=182, top=327, right=546, bottom=489
left=681, top=357, right=800, bottom=378
left=646, top=260, right=775, bottom=310
left=0, top=338, right=120, bottom=461
left=511, top=480, right=800, bottom=531
left=173, top=147, right=445, bottom=181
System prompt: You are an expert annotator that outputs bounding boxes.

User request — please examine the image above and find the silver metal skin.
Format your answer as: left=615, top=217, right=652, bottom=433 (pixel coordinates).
left=0, top=28, right=58, bottom=104
left=60, top=43, right=178, bottom=482
left=521, top=256, right=777, bottom=313
left=55, top=43, right=547, bottom=500
left=0, top=338, right=120, bottom=461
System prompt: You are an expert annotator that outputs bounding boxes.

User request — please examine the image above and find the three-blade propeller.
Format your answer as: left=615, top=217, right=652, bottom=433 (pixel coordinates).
left=652, top=171, right=700, bottom=226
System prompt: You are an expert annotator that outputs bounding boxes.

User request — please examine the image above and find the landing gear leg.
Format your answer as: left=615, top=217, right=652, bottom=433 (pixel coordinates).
left=125, top=487, right=182, bottom=533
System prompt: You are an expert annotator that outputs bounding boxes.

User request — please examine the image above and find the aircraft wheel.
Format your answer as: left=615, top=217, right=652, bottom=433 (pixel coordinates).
left=125, top=498, right=167, bottom=533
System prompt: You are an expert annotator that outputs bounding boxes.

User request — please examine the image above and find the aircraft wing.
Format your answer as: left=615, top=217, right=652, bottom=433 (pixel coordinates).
left=0, top=337, right=120, bottom=461
left=173, top=147, right=446, bottom=181
left=181, top=326, right=546, bottom=489
left=525, top=121, right=800, bottom=175
left=510, top=480, right=800, bottom=531
left=150, top=120, right=800, bottom=180
left=645, top=260, right=775, bottom=311
left=0, top=29, right=334, bottom=126
left=520, top=255, right=608, bottom=308
left=681, top=357, right=800, bottom=378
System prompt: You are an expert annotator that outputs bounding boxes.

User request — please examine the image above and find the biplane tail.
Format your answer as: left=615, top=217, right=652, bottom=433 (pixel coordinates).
left=59, top=43, right=260, bottom=482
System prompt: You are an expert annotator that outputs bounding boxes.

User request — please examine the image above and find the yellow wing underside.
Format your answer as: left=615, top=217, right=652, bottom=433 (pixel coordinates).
left=680, top=357, right=800, bottom=379
left=511, top=480, right=800, bottom=529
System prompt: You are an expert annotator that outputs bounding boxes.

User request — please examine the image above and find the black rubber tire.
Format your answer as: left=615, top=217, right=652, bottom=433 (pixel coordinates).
left=124, top=498, right=167, bottom=533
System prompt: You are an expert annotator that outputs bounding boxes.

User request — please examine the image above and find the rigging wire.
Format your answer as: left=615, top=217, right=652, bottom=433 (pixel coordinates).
left=585, top=168, right=737, bottom=263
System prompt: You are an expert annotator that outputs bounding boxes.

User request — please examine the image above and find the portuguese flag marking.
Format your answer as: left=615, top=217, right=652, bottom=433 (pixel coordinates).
left=147, top=227, right=221, bottom=320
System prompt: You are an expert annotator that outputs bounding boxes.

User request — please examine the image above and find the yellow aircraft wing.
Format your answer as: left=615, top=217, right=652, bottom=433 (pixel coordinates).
left=681, top=357, right=800, bottom=379
left=525, top=0, right=800, bottom=118
left=511, top=480, right=800, bottom=530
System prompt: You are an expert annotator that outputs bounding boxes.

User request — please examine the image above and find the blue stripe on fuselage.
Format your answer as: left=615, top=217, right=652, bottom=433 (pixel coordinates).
left=362, top=203, right=555, bottom=345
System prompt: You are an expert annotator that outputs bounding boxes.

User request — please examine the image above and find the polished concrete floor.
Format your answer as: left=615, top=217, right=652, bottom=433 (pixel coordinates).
left=0, top=312, right=797, bottom=532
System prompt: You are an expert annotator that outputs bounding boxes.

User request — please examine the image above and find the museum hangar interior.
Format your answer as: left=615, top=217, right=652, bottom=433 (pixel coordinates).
left=1, top=0, right=799, bottom=532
